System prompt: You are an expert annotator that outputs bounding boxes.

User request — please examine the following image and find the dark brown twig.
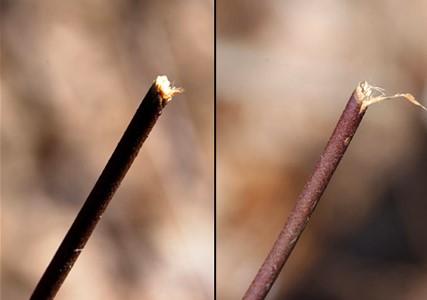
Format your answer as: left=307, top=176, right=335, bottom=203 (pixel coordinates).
left=30, top=76, right=181, bottom=300
left=242, top=81, right=426, bottom=300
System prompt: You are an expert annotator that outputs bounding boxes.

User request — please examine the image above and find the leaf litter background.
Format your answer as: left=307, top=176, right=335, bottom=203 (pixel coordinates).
left=217, top=1, right=427, bottom=299
left=1, top=1, right=213, bottom=299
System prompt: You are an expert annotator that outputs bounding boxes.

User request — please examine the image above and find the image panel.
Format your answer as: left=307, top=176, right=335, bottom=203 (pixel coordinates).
left=1, top=1, right=214, bottom=299
left=216, top=1, right=427, bottom=299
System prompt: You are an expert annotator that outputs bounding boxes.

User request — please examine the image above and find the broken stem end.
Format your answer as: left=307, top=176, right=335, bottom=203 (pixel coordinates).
left=356, top=81, right=426, bottom=112
left=155, top=75, right=183, bottom=104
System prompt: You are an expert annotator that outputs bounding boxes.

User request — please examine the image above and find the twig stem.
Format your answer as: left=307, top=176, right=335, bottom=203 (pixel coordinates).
left=30, top=76, right=181, bottom=300
left=243, top=82, right=380, bottom=300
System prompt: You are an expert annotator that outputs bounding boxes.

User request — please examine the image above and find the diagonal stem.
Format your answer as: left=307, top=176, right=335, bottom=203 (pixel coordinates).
left=30, top=76, right=181, bottom=300
left=242, top=81, right=424, bottom=300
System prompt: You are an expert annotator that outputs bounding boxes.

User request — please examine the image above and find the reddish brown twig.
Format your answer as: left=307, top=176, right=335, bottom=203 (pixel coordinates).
left=242, top=81, right=425, bottom=300
left=30, top=76, right=182, bottom=300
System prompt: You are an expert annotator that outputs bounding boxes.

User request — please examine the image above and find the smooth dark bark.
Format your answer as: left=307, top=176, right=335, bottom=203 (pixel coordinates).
left=31, top=81, right=172, bottom=300
left=243, top=88, right=366, bottom=300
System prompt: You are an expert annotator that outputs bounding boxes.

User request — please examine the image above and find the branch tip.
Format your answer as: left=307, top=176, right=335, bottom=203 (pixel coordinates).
left=155, top=75, right=183, bottom=103
left=356, top=81, right=426, bottom=112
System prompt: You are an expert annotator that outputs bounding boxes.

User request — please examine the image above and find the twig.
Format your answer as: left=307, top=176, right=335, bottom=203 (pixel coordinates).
left=242, top=81, right=425, bottom=300
left=30, top=76, right=182, bottom=300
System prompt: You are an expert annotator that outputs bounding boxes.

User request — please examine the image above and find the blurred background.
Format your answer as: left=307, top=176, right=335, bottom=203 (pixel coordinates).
left=1, top=0, right=213, bottom=299
left=218, top=0, right=427, bottom=299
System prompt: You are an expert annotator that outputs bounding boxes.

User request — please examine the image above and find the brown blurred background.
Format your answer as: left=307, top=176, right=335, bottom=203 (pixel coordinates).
left=1, top=0, right=213, bottom=299
left=3, top=0, right=427, bottom=300
left=218, top=0, right=427, bottom=299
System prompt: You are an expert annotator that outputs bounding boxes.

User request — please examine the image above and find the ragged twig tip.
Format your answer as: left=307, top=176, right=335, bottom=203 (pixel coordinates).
left=356, top=81, right=426, bottom=112
left=155, top=75, right=183, bottom=103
